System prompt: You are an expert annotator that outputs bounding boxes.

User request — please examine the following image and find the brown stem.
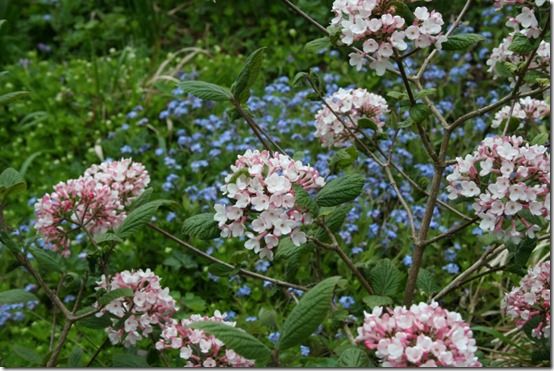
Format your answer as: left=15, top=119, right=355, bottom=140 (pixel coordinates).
left=421, top=217, right=479, bottom=247
left=234, top=103, right=286, bottom=155
left=46, top=319, right=74, bottom=367
left=86, top=337, right=110, bottom=367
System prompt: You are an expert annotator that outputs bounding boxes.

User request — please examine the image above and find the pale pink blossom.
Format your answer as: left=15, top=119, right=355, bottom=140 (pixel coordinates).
left=491, top=97, right=549, bottom=128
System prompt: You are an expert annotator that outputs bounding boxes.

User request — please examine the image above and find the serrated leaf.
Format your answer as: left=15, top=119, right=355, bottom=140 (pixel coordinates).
left=416, top=268, right=439, bottom=294
left=330, top=147, right=358, bottom=173
left=409, top=104, right=430, bottom=124
left=191, top=321, right=271, bottom=365
left=442, top=33, right=485, bottom=51
left=116, top=200, right=172, bottom=239
left=316, top=174, right=365, bottom=207
left=314, top=204, right=351, bottom=242
left=279, top=276, right=341, bottom=351
left=98, top=288, right=133, bottom=306
left=362, top=295, right=393, bottom=308
left=369, top=259, right=403, bottom=296
left=275, top=237, right=304, bottom=260
left=112, top=352, right=150, bottom=367
left=12, top=344, right=42, bottom=365
left=28, top=246, right=64, bottom=273
left=182, top=212, right=220, bottom=240
left=93, top=232, right=123, bottom=244
left=414, top=88, right=437, bottom=99
left=531, top=132, right=549, bottom=145
left=178, top=81, right=233, bottom=101
left=304, top=37, right=331, bottom=53
left=292, top=184, right=318, bottom=216
left=0, top=167, right=27, bottom=202
left=509, top=33, right=537, bottom=54
left=338, top=347, right=372, bottom=367
left=0, top=90, right=29, bottom=106
left=128, top=188, right=153, bottom=210
left=231, top=47, right=266, bottom=103
left=0, top=289, right=38, bottom=305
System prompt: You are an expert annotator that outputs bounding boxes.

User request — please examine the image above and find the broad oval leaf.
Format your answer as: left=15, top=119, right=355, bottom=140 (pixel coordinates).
left=362, top=295, right=393, bottom=308
left=0, top=289, right=38, bottom=305
left=442, top=33, right=485, bottom=51
left=279, top=276, right=342, bottom=351
left=116, top=200, right=173, bottom=239
left=509, top=33, right=537, bottom=54
left=179, top=81, right=233, bottom=101
left=316, top=174, right=365, bottom=207
left=112, top=352, right=150, bottom=367
left=182, top=213, right=220, bottom=240
left=369, top=259, right=404, bottom=296
left=0, top=167, right=27, bottom=202
left=190, top=321, right=271, bottom=365
left=231, top=47, right=266, bottom=103
left=338, top=347, right=373, bottom=367
left=28, top=246, right=64, bottom=273
left=98, top=287, right=134, bottom=306
left=292, top=184, right=318, bottom=216
left=304, top=37, right=331, bottom=53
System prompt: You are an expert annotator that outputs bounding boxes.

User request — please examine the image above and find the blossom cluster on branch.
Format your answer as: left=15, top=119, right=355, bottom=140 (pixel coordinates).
left=33, top=159, right=149, bottom=256
left=314, top=87, right=389, bottom=147
left=214, top=150, right=325, bottom=260
left=486, top=34, right=550, bottom=77
left=356, top=302, right=481, bottom=367
left=491, top=97, right=550, bottom=128
left=502, top=260, right=551, bottom=339
left=447, top=135, right=550, bottom=239
left=330, top=0, right=445, bottom=74
left=155, top=311, right=255, bottom=367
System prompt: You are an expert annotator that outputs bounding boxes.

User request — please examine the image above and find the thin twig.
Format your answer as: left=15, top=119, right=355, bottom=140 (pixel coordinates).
left=421, top=217, right=479, bottom=247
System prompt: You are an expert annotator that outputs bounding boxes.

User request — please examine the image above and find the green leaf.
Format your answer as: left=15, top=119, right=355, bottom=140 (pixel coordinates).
left=112, top=352, right=150, bottom=367
left=495, top=61, right=518, bottom=78
left=0, top=289, right=38, bottom=305
left=115, top=200, right=172, bottom=238
left=182, top=212, right=220, bottom=240
left=190, top=321, right=271, bottom=365
left=316, top=173, right=365, bottom=207
left=329, top=147, right=358, bottom=173
left=275, top=237, right=304, bottom=260
left=178, top=81, right=233, bottom=101
left=28, top=246, right=64, bottom=273
left=531, top=132, right=549, bottom=145
left=387, top=91, right=408, bottom=99
left=409, top=104, right=430, bottom=124
left=207, top=262, right=240, bottom=276
left=362, top=295, right=393, bottom=308
left=314, top=204, right=351, bottom=242
left=231, top=47, right=266, bottom=103
left=369, top=259, right=403, bottom=296
left=414, top=88, right=437, bottom=99
left=442, top=33, right=485, bottom=51
left=93, top=232, right=123, bottom=244
left=0, top=167, right=27, bottom=202
left=128, top=188, right=153, bottom=210
left=279, top=276, right=341, bottom=351
left=291, top=71, right=308, bottom=87
left=0, top=19, right=5, bottom=30
left=0, top=91, right=29, bottom=106
left=390, top=1, right=414, bottom=23
left=357, top=117, right=379, bottom=131
left=19, top=151, right=43, bottom=178
left=12, top=344, right=42, bottom=365
left=98, top=288, right=134, bottom=306
left=416, top=268, right=439, bottom=294
left=338, top=347, right=372, bottom=367
left=67, top=347, right=84, bottom=367
left=183, top=292, right=207, bottom=312
left=76, top=313, right=112, bottom=329
left=304, top=37, right=331, bottom=53
left=292, top=184, right=318, bottom=216
left=471, top=326, right=529, bottom=353
left=509, top=33, right=537, bottom=54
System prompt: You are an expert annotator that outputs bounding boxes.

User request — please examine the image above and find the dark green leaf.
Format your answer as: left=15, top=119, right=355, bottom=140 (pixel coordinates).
left=178, top=81, right=233, bottom=101
left=409, top=104, right=430, bottom=124
left=94, top=232, right=123, bottom=244
left=116, top=200, right=172, bottom=238
left=291, top=72, right=308, bottom=87
left=362, top=295, right=393, bottom=308
left=182, top=212, right=220, bottom=240
left=304, top=37, right=331, bottom=53
left=279, top=276, right=341, bottom=350
left=442, top=33, right=485, bottom=51
left=369, top=259, right=403, bottom=296
left=0, top=167, right=27, bottom=202
left=509, top=33, right=537, bottom=54
left=98, top=288, right=133, bottom=306
left=275, top=237, right=304, bottom=260
left=19, top=151, right=43, bottom=178
left=128, top=188, right=153, bottom=210
left=112, top=352, right=150, bottom=367
left=76, top=313, right=113, bottom=329
left=292, top=184, right=318, bottom=216
left=12, top=344, right=42, bottom=365
left=67, top=347, right=84, bottom=367
left=231, top=47, right=266, bottom=102
left=338, top=347, right=372, bottom=367
left=0, top=91, right=29, bottom=106
left=358, top=117, right=379, bottom=131
left=0, top=289, right=38, bottom=305
left=316, top=174, right=365, bottom=207
left=390, top=1, right=414, bottom=23
left=191, top=321, right=271, bottom=365
left=28, top=246, right=64, bottom=273
left=329, top=147, right=358, bottom=173
left=416, top=268, right=439, bottom=294
left=207, top=262, right=239, bottom=276
left=314, top=204, right=351, bottom=242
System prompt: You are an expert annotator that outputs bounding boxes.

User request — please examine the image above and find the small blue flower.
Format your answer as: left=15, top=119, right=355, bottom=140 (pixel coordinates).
left=442, top=263, right=460, bottom=275
left=224, top=311, right=237, bottom=321
left=255, top=260, right=271, bottom=273
left=338, top=296, right=355, bottom=309
left=403, top=255, right=413, bottom=267
left=300, top=345, right=310, bottom=356
left=120, top=145, right=133, bottom=154
left=236, top=285, right=251, bottom=297
left=268, top=332, right=280, bottom=344
left=245, top=316, right=257, bottom=322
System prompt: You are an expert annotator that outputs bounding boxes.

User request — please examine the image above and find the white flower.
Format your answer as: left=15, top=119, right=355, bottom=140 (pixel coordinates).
left=349, top=52, right=366, bottom=71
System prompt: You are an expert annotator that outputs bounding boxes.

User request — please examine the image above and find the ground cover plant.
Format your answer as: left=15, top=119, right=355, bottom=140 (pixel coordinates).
left=0, top=0, right=551, bottom=367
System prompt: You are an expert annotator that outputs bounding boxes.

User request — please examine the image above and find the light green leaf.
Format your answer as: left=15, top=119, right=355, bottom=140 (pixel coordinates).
left=416, top=268, right=439, bottom=294
left=179, top=81, right=233, bottom=101
left=207, top=262, right=240, bottom=276
left=316, top=174, right=365, bottom=207
left=0, top=91, right=29, bottom=106
left=291, top=71, right=309, bottom=87
left=338, top=347, right=373, bottom=367
left=509, top=33, right=537, bottom=54
left=231, top=47, right=266, bottom=103
left=362, top=295, right=393, bottom=308
left=98, top=288, right=134, bottom=306
left=0, top=167, right=27, bottom=202
left=442, top=33, right=485, bottom=51
left=279, top=276, right=342, bottom=351
left=19, top=151, right=43, bottom=178
left=304, top=37, right=331, bottom=53
left=115, top=200, right=172, bottom=238
left=128, top=188, right=153, bottom=210
left=414, top=88, right=437, bottom=99
left=93, top=232, right=123, bottom=244
left=531, top=132, right=549, bottom=146
left=369, top=259, right=403, bottom=296
left=409, top=104, right=430, bottom=124
left=112, top=352, right=150, bottom=367
left=0, top=289, right=38, bottom=305
left=182, top=212, right=220, bottom=240
left=191, top=321, right=271, bottom=365
left=12, top=344, right=42, bottom=365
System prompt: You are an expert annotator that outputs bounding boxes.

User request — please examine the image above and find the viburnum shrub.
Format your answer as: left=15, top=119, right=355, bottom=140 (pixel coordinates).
left=446, top=135, right=550, bottom=239
left=0, top=0, right=551, bottom=368
left=502, top=260, right=551, bottom=339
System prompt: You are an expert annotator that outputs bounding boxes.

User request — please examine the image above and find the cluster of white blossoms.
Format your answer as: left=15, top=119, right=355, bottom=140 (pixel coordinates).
left=502, top=260, right=550, bottom=339
left=155, top=311, right=255, bottom=367
left=491, top=97, right=550, bottom=128
left=495, top=0, right=548, bottom=38
left=356, top=302, right=481, bottom=367
left=486, top=34, right=550, bottom=77
left=95, top=269, right=177, bottom=347
left=330, top=1, right=445, bottom=75
left=214, top=150, right=325, bottom=260
left=314, top=88, right=389, bottom=147
left=447, top=136, right=550, bottom=239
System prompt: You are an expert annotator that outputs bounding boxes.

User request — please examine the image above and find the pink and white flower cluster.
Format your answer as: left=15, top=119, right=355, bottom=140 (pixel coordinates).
left=356, top=302, right=481, bottom=367
left=214, top=150, right=325, bottom=260
left=486, top=34, right=550, bottom=77
left=502, top=260, right=550, bottom=339
left=330, top=1, right=445, bottom=75
left=447, top=136, right=550, bottom=239
left=34, top=159, right=149, bottom=256
left=95, top=269, right=177, bottom=348
left=155, top=311, right=255, bottom=367
left=84, top=158, right=150, bottom=206
left=315, top=88, right=389, bottom=147
left=494, top=0, right=547, bottom=8
left=491, top=97, right=550, bottom=128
